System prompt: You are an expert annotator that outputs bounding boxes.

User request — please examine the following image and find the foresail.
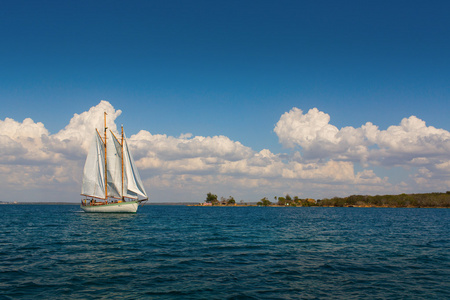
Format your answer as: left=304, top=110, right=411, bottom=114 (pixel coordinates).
left=123, top=132, right=147, bottom=199
left=81, top=132, right=106, bottom=199
left=106, top=130, right=123, bottom=198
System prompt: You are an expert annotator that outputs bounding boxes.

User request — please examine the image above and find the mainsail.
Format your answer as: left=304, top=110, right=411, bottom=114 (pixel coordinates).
left=81, top=132, right=106, bottom=199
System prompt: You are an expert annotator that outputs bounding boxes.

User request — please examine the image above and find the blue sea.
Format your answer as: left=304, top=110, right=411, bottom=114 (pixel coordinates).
left=0, top=205, right=448, bottom=299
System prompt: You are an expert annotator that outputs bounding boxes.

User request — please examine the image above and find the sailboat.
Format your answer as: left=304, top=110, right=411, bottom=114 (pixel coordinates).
left=80, top=112, right=148, bottom=213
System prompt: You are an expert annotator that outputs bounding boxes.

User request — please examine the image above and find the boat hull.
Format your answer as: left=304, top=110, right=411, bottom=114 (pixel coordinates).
left=81, top=201, right=139, bottom=213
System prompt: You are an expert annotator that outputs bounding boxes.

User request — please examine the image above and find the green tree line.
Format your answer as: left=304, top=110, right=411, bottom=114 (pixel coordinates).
left=206, top=192, right=450, bottom=208
left=317, top=192, right=450, bottom=208
left=205, top=192, right=236, bottom=205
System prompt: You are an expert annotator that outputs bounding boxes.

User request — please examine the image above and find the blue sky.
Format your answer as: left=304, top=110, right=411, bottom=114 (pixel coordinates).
left=1, top=1, right=449, bottom=202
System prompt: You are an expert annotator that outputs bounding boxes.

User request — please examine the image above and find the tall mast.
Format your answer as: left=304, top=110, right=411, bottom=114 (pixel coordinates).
left=104, top=112, right=108, bottom=200
left=121, top=125, right=124, bottom=200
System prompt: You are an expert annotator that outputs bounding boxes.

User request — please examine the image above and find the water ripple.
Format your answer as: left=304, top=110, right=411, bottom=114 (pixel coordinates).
left=0, top=206, right=448, bottom=299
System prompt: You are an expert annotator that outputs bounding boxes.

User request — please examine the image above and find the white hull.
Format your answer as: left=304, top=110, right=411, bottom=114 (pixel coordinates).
left=81, top=201, right=139, bottom=213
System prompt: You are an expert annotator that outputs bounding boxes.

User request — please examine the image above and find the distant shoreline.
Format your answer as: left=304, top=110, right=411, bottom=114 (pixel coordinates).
left=0, top=202, right=198, bottom=206
left=2, top=203, right=447, bottom=208
left=188, top=204, right=448, bottom=208
left=2, top=191, right=449, bottom=209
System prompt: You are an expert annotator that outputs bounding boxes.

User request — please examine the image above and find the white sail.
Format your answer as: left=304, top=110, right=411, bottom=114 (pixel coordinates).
left=81, top=132, right=106, bottom=199
left=123, top=132, right=147, bottom=199
left=106, top=130, right=123, bottom=198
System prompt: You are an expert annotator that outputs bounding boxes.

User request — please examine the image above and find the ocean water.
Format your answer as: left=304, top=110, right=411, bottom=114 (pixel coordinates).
left=0, top=205, right=448, bottom=299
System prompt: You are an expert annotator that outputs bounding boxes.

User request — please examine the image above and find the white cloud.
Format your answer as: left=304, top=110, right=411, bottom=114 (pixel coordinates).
left=129, top=130, right=254, bottom=162
left=0, top=135, right=27, bottom=159
left=1, top=102, right=449, bottom=203
left=372, top=116, right=450, bottom=164
left=0, top=117, right=55, bottom=164
left=274, top=108, right=378, bottom=162
left=274, top=107, right=450, bottom=192
left=274, top=107, right=339, bottom=149
left=0, top=101, right=122, bottom=194
left=275, top=107, right=450, bottom=163
left=51, top=100, right=121, bottom=158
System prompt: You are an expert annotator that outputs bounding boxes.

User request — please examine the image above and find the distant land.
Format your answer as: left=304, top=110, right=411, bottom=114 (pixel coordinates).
left=0, top=202, right=197, bottom=206
left=315, top=192, right=450, bottom=208
left=196, top=192, right=450, bottom=208
left=1, top=192, right=449, bottom=208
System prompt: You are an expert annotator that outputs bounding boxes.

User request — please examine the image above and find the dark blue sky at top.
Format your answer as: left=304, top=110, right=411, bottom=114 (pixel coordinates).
left=1, top=0, right=449, bottom=152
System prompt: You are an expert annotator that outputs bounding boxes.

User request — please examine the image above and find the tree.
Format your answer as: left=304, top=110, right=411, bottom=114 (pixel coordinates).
left=227, top=196, right=236, bottom=205
left=258, top=197, right=272, bottom=206
left=285, top=194, right=293, bottom=205
left=206, top=192, right=218, bottom=204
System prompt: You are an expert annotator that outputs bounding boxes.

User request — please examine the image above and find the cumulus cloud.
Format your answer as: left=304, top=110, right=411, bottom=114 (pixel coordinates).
left=127, top=130, right=371, bottom=188
left=0, top=101, right=124, bottom=196
left=51, top=100, right=122, bottom=158
left=275, top=107, right=450, bottom=164
left=372, top=116, right=450, bottom=165
left=274, top=108, right=379, bottom=162
left=0, top=117, right=54, bottom=164
left=1, top=101, right=448, bottom=202
left=274, top=107, right=450, bottom=194
left=275, top=108, right=338, bottom=149
left=129, top=131, right=254, bottom=163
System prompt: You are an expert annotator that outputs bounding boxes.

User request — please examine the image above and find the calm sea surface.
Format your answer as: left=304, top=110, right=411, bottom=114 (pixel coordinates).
left=0, top=205, right=448, bottom=299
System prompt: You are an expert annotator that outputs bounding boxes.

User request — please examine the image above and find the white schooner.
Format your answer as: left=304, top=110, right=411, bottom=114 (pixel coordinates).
left=81, top=112, right=148, bottom=213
